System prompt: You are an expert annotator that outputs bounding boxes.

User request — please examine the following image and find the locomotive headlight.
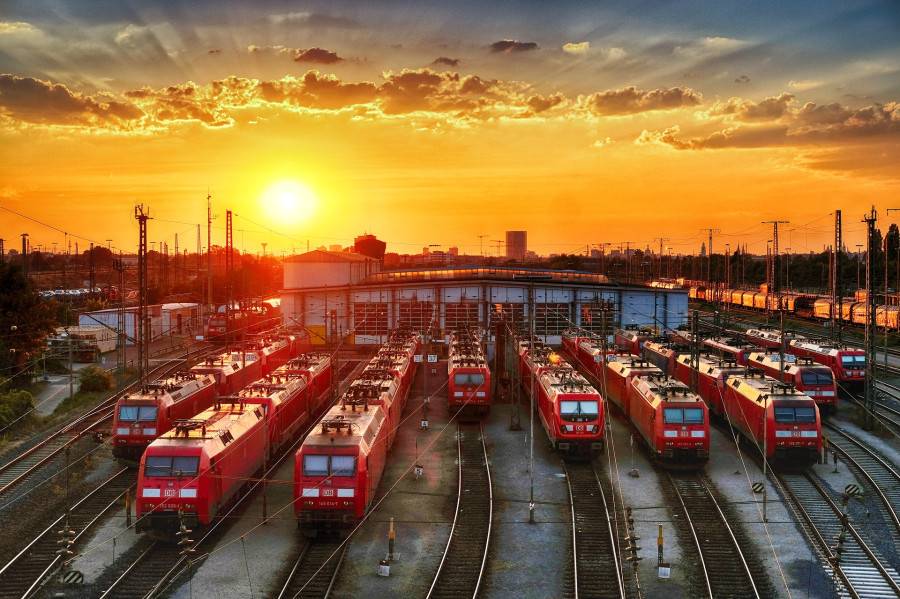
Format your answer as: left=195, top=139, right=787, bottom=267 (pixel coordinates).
left=591, top=425, right=599, bottom=433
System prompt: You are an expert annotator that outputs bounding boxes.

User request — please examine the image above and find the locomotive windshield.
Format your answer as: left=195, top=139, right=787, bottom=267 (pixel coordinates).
left=144, top=455, right=200, bottom=477
left=118, top=405, right=158, bottom=422
left=453, top=373, right=486, bottom=387
left=774, top=406, right=817, bottom=423
left=800, top=371, right=834, bottom=386
left=663, top=408, right=704, bottom=424
left=841, top=355, right=865, bottom=368
left=302, top=454, right=357, bottom=477
left=560, top=401, right=599, bottom=422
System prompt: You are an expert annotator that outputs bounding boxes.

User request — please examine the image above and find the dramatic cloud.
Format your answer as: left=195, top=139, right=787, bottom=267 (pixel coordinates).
left=640, top=101, right=900, bottom=149
left=788, top=79, right=823, bottom=91
left=563, top=42, right=590, bottom=54
left=257, top=71, right=378, bottom=110
left=0, top=75, right=143, bottom=125
left=0, top=22, right=38, bottom=34
left=294, top=47, right=342, bottom=64
left=432, top=57, right=460, bottom=67
left=490, top=40, right=538, bottom=53
left=525, top=93, right=565, bottom=114
left=581, top=86, right=702, bottom=115
left=268, top=12, right=358, bottom=28
left=705, top=93, right=795, bottom=122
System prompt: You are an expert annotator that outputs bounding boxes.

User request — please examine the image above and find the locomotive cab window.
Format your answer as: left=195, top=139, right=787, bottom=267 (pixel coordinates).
left=560, top=401, right=599, bottom=422
left=118, top=405, right=158, bottom=422
left=774, top=406, right=816, bottom=423
left=663, top=408, right=704, bottom=424
left=841, top=355, right=865, bottom=367
left=144, top=455, right=200, bottom=477
left=453, top=373, right=485, bottom=387
left=302, top=454, right=356, bottom=477
left=800, top=371, right=834, bottom=386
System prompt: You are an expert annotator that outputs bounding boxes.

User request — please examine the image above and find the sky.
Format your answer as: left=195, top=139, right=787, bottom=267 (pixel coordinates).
left=1, top=0, right=899, bottom=259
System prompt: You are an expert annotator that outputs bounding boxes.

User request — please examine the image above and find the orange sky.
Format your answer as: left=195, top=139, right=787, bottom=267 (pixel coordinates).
left=1, top=3, right=899, bottom=258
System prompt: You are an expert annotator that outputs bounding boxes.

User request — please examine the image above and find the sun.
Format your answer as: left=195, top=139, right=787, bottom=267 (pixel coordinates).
left=262, top=180, right=317, bottom=224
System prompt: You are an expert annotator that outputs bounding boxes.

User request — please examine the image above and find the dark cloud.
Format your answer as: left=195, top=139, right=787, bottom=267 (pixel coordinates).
left=0, top=74, right=143, bottom=125
left=208, top=49, right=222, bottom=55
left=706, top=92, right=794, bottom=122
left=294, top=47, right=342, bottom=64
left=734, top=75, right=750, bottom=84
left=432, top=57, right=460, bottom=67
left=526, top=93, right=564, bottom=114
left=582, top=86, right=702, bottom=115
left=490, top=40, right=538, bottom=53
left=257, top=71, right=377, bottom=110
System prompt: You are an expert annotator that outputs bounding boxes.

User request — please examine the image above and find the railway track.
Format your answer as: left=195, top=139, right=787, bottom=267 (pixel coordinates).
left=776, top=471, right=900, bottom=598
left=659, top=470, right=765, bottom=599
left=563, top=460, right=626, bottom=599
left=0, top=467, right=135, bottom=599
left=425, top=421, right=493, bottom=599
left=99, top=352, right=374, bottom=599
left=276, top=540, right=347, bottom=599
left=0, top=345, right=215, bottom=511
left=824, top=425, right=900, bottom=545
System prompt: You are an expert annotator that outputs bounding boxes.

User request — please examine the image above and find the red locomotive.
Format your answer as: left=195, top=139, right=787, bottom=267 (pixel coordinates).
left=529, top=358, right=605, bottom=458
left=747, top=352, right=838, bottom=414
left=569, top=336, right=621, bottom=391
left=614, top=325, right=655, bottom=356
left=723, top=371, right=822, bottom=468
left=136, top=399, right=268, bottom=534
left=294, top=334, right=414, bottom=536
left=228, top=372, right=312, bottom=457
left=641, top=340, right=686, bottom=376
left=447, top=327, right=491, bottom=416
left=278, top=352, right=334, bottom=403
left=604, top=357, right=661, bottom=416
left=744, top=328, right=806, bottom=351
left=111, top=372, right=218, bottom=462
left=189, top=348, right=264, bottom=396
left=702, top=336, right=760, bottom=366
left=628, top=373, right=709, bottom=466
left=674, top=353, right=743, bottom=418
left=788, top=340, right=865, bottom=387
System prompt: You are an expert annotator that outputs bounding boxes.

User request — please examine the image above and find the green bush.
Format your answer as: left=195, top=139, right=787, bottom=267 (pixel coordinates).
left=78, top=365, right=114, bottom=393
left=0, top=389, right=35, bottom=429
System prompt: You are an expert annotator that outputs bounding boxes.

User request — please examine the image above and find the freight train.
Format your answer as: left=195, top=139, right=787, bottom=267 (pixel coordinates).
left=294, top=329, right=420, bottom=536
left=447, top=327, right=491, bottom=416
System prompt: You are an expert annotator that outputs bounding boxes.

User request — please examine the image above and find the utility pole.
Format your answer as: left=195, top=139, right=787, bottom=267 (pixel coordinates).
left=0, top=239, right=4, bottom=264
left=21, top=233, right=28, bottom=277
left=208, top=193, right=217, bottom=321
left=225, top=210, right=234, bottom=348
left=477, top=234, right=488, bottom=258
left=700, top=228, right=720, bottom=285
left=654, top=237, right=670, bottom=280
left=832, top=210, right=842, bottom=342
left=134, top=204, right=152, bottom=388
left=862, top=206, right=877, bottom=430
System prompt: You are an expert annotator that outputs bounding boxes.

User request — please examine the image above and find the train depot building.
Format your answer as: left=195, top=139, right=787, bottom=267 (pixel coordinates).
left=280, top=250, right=688, bottom=349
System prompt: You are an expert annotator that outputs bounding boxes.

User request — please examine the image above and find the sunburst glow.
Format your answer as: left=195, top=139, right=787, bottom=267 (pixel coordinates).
left=262, top=180, right=318, bottom=225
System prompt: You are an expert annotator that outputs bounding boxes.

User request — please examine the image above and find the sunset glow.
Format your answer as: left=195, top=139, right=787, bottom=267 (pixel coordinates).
left=0, top=1, right=898, bottom=257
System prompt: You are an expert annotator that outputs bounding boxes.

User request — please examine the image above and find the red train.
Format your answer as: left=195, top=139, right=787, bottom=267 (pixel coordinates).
left=641, top=340, right=686, bottom=376
left=744, top=328, right=806, bottom=351
left=189, top=348, right=264, bottom=396
left=614, top=325, right=655, bottom=356
left=674, top=353, right=743, bottom=418
left=529, top=358, right=605, bottom=458
left=604, top=357, right=662, bottom=416
left=279, top=352, right=334, bottom=402
left=702, top=336, right=760, bottom=366
left=723, top=371, right=822, bottom=468
left=136, top=399, right=268, bottom=534
left=294, top=331, right=416, bottom=536
left=447, top=327, right=491, bottom=416
left=111, top=372, right=218, bottom=461
left=227, top=372, right=312, bottom=457
left=628, top=373, right=709, bottom=467
left=746, top=352, right=838, bottom=415
left=566, top=333, right=622, bottom=391
left=788, top=340, right=865, bottom=387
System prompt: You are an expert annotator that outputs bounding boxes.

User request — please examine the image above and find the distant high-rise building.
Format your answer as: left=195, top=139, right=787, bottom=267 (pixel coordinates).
left=353, top=234, right=386, bottom=259
left=449, top=246, right=459, bottom=256
left=506, top=231, right=527, bottom=261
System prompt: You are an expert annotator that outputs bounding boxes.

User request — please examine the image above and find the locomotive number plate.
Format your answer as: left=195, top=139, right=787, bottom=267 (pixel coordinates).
left=323, top=489, right=334, bottom=497
left=164, top=489, right=176, bottom=497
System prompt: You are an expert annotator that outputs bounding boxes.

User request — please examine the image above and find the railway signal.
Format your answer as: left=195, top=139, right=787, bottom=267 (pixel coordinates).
left=56, top=522, right=76, bottom=557
left=176, top=511, right=194, bottom=555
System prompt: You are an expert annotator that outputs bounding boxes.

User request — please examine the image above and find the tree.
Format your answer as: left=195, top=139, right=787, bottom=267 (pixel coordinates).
left=0, top=262, right=57, bottom=387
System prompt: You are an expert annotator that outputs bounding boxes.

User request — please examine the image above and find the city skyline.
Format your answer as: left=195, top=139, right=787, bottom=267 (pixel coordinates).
left=1, top=1, right=899, bottom=257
